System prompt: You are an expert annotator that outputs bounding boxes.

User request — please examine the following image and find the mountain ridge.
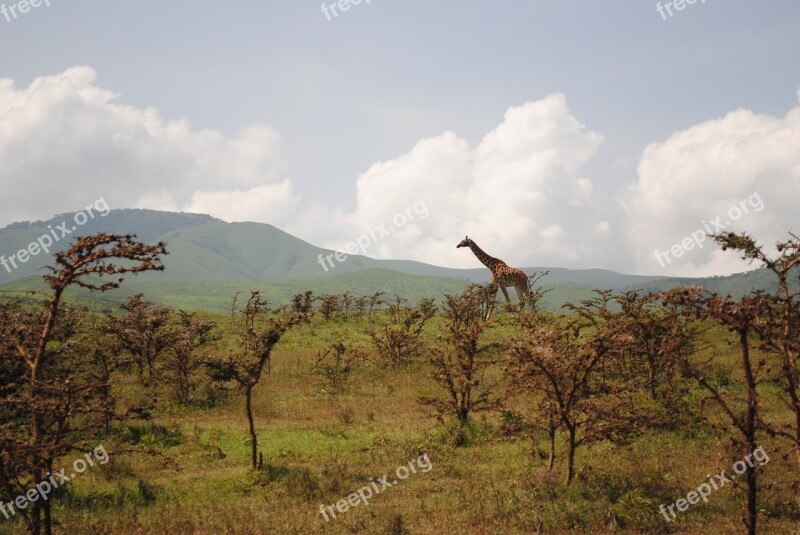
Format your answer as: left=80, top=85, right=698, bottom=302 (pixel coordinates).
left=0, top=208, right=772, bottom=310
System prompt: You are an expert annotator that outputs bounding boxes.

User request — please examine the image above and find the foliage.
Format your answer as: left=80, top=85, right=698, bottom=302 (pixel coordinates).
left=206, top=291, right=306, bottom=468
left=419, top=286, right=501, bottom=446
left=0, top=227, right=798, bottom=534
left=365, top=295, right=434, bottom=366
left=316, top=294, right=340, bottom=321
left=101, top=294, right=179, bottom=386
left=508, top=302, right=653, bottom=484
left=164, top=311, right=219, bottom=404
left=311, top=341, right=366, bottom=396
left=0, top=233, right=166, bottom=535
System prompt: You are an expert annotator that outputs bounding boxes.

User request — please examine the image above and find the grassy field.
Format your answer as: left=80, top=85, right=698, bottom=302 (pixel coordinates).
left=1, top=308, right=798, bottom=535
left=0, top=269, right=601, bottom=314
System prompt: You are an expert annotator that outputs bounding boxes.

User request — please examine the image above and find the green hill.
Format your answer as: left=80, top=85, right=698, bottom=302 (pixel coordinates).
left=0, top=209, right=674, bottom=287
left=0, top=270, right=606, bottom=313
left=0, top=208, right=787, bottom=311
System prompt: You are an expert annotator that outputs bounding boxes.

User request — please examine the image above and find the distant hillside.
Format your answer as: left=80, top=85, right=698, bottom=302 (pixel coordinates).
left=619, top=266, right=798, bottom=300
left=1, top=208, right=670, bottom=287
left=0, top=268, right=608, bottom=313
left=1, top=209, right=464, bottom=284
left=0, top=208, right=785, bottom=310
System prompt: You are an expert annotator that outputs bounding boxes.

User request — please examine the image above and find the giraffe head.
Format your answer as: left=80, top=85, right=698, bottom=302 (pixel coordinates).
left=456, top=236, right=473, bottom=249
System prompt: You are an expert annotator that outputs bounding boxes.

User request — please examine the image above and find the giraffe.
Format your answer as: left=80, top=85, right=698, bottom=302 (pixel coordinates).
left=457, top=236, right=529, bottom=319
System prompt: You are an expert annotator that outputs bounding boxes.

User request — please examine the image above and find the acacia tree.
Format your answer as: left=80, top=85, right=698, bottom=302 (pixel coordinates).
left=0, top=234, right=166, bottom=535
left=352, top=295, right=369, bottom=320
left=339, top=291, right=354, bottom=321
left=102, top=294, right=178, bottom=386
left=509, top=324, right=595, bottom=484
left=714, top=231, right=800, bottom=469
left=316, top=294, right=340, bottom=321
left=662, top=287, right=770, bottom=535
left=419, top=286, right=501, bottom=446
left=508, top=306, right=646, bottom=485
left=603, top=292, right=692, bottom=400
left=367, top=291, right=385, bottom=320
left=165, top=311, right=218, bottom=404
left=291, top=291, right=314, bottom=315
left=565, top=291, right=699, bottom=432
left=312, top=341, right=366, bottom=397
left=365, top=295, right=435, bottom=366
left=206, top=291, right=304, bottom=469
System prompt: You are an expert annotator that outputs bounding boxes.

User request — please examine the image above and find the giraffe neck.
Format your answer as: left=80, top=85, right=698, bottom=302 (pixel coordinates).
left=468, top=241, right=501, bottom=271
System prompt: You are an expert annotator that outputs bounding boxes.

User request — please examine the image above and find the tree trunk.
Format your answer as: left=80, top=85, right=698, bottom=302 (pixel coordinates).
left=743, top=431, right=758, bottom=535
left=778, top=281, right=800, bottom=469
left=453, top=412, right=468, bottom=447
left=647, top=355, right=657, bottom=400
left=794, top=407, right=800, bottom=468
left=547, top=427, right=556, bottom=471
left=744, top=457, right=757, bottom=535
left=30, top=508, right=41, bottom=535
left=43, top=499, right=51, bottom=535
left=245, top=385, right=258, bottom=469
left=779, top=346, right=800, bottom=469
left=178, top=361, right=190, bottom=404
left=566, top=425, right=577, bottom=485
left=740, top=330, right=758, bottom=535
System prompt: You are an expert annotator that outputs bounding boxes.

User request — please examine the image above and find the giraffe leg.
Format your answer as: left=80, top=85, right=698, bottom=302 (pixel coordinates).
left=485, top=284, right=498, bottom=321
left=499, top=286, right=511, bottom=315
left=515, top=284, right=529, bottom=311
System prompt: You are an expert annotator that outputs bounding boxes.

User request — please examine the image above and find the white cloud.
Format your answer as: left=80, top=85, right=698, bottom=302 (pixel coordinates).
left=628, top=93, right=800, bottom=276
left=2, top=66, right=797, bottom=278
left=296, top=94, right=607, bottom=269
left=185, top=181, right=299, bottom=224
left=0, top=66, right=296, bottom=226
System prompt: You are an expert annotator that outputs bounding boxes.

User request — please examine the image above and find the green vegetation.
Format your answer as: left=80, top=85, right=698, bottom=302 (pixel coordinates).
left=2, top=298, right=798, bottom=534
left=2, top=228, right=799, bottom=535
left=1, top=209, right=787, bottom=302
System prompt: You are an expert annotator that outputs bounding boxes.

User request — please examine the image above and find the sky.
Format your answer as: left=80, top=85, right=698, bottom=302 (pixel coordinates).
left=1, top=0, right=798, bottom=276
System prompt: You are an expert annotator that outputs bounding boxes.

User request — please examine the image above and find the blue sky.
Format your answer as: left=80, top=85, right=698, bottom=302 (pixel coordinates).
left=1, top=0, right=799, bottom=275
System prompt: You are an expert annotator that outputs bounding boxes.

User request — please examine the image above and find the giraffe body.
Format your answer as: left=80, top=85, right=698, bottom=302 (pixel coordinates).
left=456, top=236, right=529, bottom=319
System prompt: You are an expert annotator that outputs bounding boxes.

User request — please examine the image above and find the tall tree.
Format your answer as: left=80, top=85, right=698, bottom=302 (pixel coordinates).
left=508, top=300, right=648, bottom=485
left=206, top=291, right=305, bottom=469
left=419, top=286, right=501, bottom=446
left=663, top=287, right=770, bottom=535
left=0, top=234, right=166, bottom=535
left=713, top=231, right=800, bottom=469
